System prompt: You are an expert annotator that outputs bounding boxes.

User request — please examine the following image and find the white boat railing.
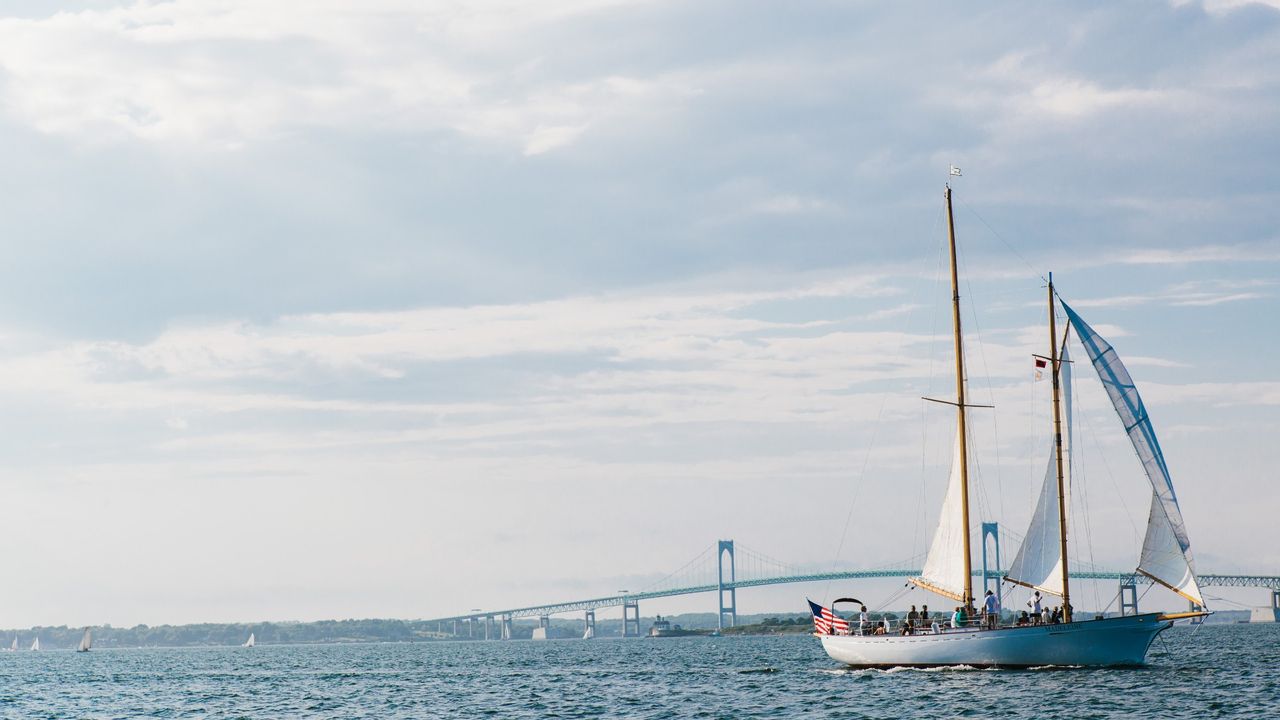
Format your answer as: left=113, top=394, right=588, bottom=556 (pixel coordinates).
left=830, top=612, right=1069, bottom=636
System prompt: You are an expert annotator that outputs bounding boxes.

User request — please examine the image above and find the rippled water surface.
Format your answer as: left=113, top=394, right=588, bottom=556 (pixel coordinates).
left=0, top=624, right=1275, bottom=718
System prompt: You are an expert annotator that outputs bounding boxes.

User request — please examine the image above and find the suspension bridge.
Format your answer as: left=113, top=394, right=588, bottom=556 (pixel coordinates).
left=425, top=531, right=1280, bottom=640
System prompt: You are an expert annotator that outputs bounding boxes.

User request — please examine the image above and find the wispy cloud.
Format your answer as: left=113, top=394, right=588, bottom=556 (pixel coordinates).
left=1067, top=278, right=1271, bottom=309
left=0, top=0, right=690, bottom=152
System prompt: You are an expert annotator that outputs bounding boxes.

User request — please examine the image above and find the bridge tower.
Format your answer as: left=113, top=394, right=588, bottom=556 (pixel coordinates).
left=501, top=614, right=513, bottom=640
left=583, top=609, right=596, bottom=639
left=622, top=599, right=640, bottom=637
left=1118, top=578, right=1139, bottom=616
left=718, top=539, right=737, bottom=630
left=485, top=616, right=494, bottom=641
left=980, top=523, right=1002, bottom=611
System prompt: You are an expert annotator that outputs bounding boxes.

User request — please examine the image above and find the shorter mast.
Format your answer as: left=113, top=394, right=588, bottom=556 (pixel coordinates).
left=1047, top=273, right=1072, bottom=623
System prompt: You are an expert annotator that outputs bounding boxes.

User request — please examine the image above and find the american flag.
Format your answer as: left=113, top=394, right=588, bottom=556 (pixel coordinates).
left=808, top=599, right=850, bottom=635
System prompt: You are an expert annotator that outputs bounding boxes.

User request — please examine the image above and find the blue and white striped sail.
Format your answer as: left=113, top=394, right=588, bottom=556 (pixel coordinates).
left=1060, top=301, right=1205, bottom=607
left=1006, top=341, right=1073, bottom=597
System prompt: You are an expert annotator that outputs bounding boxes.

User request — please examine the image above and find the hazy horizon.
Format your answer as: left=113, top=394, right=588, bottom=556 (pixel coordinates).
left=0, top=0, right=1276, bottom=628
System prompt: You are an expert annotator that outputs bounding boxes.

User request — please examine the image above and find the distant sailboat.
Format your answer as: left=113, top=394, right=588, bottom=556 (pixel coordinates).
left=242, top=633, right=255, bottom=648
left=76, top=628, right=92, bottom=653
left=7, top=636, right=15, bottom=652
left=582, top=626, right=594, bottom=640
left=29, top=638, right=38, bottom=652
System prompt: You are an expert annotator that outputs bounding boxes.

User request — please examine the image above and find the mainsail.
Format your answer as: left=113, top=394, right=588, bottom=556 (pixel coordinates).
left=913, top=427, right=970, bottom=601
left=1060, top=301, right=1205, bottom=607
left=77, top=628, right=92, bottom=652
left=1006, top=340, right=1073, bottom=596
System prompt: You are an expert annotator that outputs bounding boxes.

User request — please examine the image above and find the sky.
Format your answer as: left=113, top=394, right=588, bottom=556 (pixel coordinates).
left=0, top=0, right=1277, bottom=627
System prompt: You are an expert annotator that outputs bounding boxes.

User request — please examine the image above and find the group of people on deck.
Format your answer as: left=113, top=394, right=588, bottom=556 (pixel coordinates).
left=1015, top=591, right=1070, bottom=626
left=842, top=589, right=1071, bottom=636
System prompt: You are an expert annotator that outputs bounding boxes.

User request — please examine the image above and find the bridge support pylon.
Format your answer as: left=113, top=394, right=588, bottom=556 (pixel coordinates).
left=718, top=539, right=737, bottom=630
left=622, top=600, right=640, bottom=638
left=980, top=523, right=1002, bottom=612
left=1119, top=580, right=1139, bottom=616
left=501, top=614, right=513, bottom=640
left=583, top=610, right=595, bottom=639
left=485, top=616, right=494, bottom=641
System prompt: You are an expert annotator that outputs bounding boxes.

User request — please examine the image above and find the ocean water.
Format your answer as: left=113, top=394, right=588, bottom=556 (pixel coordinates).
left=0, top=624, right=1275, bottom=718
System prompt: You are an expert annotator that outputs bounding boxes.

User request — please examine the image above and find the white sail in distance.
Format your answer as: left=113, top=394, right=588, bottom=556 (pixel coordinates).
left=78, top=628, right=92, bottom=652
left=30, top=638, right=38, bottom=651
left=243, top=633, right=255, bottom=648
left=1061, top=301, right=1205, bottom=607
left=1006, top=340, right=1073, bottom=596
left=914, top=426, right=970, bottom=601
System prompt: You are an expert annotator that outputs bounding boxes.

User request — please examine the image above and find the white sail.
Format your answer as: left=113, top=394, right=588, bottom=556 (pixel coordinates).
left=582, top=626, right=594, bottom=640
left=77, top=628, right=92, bottom=652
left=8, top=636, right=15, bottom=651
left=30, top=638, right=38, bottom=651
left=914, top=426, right=970, bottom=601
left=243, top=633, right=255, bottom=648
left=1061, top=301, right=1204, bottom=607
left=1006, top=341, right=1073, bottom=596
left=1139, top=493, right=1206, bottom=605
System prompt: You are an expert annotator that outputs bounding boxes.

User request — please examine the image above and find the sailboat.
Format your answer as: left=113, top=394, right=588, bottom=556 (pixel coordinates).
left=76, top=628, right=92, bottom=653
left=817, top=184, right=1208, bottom=668
left=582, top=625, right=595, bottom=640
left=8, top=636, right=15, bottom=652
left=29, top=637, right=38, bottom=652
left=242, top=633, right=255, bottom=648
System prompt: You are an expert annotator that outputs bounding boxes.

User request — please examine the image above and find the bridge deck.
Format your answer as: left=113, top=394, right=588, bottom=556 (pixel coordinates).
left=425, top=570, right=1279, bottom=623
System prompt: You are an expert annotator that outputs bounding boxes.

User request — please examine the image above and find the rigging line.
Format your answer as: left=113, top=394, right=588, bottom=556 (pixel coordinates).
left=956, top=230, right=1000, bottom=524
left=1068, top=336, right=1103, bottom=611
left=825, top=203, right=946, bottom=603
left=1077, top=377, right=1141, bottom=544
left=955, top=197, right=1045, bottom=283
left=913, top=204, right=949, bottom=565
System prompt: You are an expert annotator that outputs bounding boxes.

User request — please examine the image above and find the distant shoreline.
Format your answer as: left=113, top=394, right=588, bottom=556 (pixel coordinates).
left=1, top=609, right=1254, bottom=649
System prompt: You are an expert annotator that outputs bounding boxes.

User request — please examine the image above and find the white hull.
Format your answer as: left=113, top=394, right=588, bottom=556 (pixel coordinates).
left=820, top=614, right=1170, bottom=668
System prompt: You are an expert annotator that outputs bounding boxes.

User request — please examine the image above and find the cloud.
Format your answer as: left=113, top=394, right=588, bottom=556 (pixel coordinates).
left=1066, top=278, right=1271, bottom=308
left=1118, top=243, right=1280, bottom=265
left=1175, top=0, right=1280, bottom=15
left=0, top=0, right=689, bottom=152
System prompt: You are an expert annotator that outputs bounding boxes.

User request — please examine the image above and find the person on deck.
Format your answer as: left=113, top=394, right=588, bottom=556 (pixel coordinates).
left=983, top=590, right=1000, bottom=630
left=859, top=606, right=870, bottom=635
left=1028, top=592, right=1043, bottom=625
left=908, top=605, right=920, bottom=626
left=950, top=607, right=961, bottom=629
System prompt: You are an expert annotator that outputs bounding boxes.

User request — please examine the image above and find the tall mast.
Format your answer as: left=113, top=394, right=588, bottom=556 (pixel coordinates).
left=1047, top=272, right=1072, bottom=623
left=944, top=185, right=974, bottom=610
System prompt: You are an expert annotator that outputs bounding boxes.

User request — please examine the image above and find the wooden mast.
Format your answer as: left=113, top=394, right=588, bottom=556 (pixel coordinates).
left=1047, top=272, right=1072, bottom=623
left=944, top=185, right=974, bottom=611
